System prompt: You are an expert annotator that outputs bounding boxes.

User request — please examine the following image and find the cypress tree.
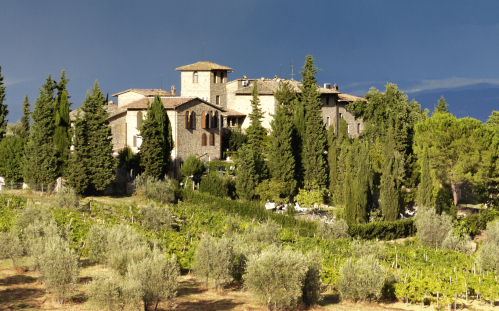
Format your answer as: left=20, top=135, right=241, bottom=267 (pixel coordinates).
left=416, top=146, right=433, bottom=207
left=327, top=121, right=337, bottom=196
left=54, top=90, right=71, bottom=176
left=81, top=81, right=115, bottom=193
left=245, top=81, right=266, bottom=179
left=379, top=130, right=404, bottom=221
left=268, top=103, right=296, bottom=200
left=434, top=96, right=449, bottom=114
left=300, top=55, right=327, bottom=188
left=354, top=141, right=371, bottom=223
left=139, top=95, right=173, bottom=178
left=344, top=146, right=356, bottom=225
left=66, top=112, right=89, bottom=194
left=236, top=144, right=258, bottom=200
left=21, top=94, right=30, bottom=141
left=23, top=75, right=58, bottom=188
left=0, top=66, right=8, bottom=141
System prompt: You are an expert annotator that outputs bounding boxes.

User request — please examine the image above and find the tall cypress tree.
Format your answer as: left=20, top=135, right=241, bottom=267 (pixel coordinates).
left=81, top=81, right=115, bottom=193
left=416, top=146, right=433, bottom=207
left=327, top=124, right=337, bottom=196
left=344, top=146, right=356, bottom=224
left=245, top=81, right=266, bottom=179
left=23, top=75, right=58, bottom=188
left=300, top=55, right=327, bottom=188
left=139, top=95, right=173, bottom=178
left=54, top=90, right=71, bottom=175
left=236, top=144, right=258, bottom=200
left=0, top=66, right=8, bottom=141
left=354, top=141, right=372, bottom=223
left=21, top=94, right=30, bottom=141
left=66, top=112, right=89, bottom=194
left=380, top=129, right=404, bottom=221
left=268, top=103, right=296, bottom=200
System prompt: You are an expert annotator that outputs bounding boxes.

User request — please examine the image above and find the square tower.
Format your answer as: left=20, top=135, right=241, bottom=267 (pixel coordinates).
left=176, top=61, right=232, bottom=108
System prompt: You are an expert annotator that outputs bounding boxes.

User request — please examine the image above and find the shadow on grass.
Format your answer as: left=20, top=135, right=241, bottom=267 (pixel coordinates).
left=79, top=258, right=98, bottom=269
left=0, top=287, right=44, bottom=304
left=0, top=274, right=37, bottom=286
left=318, top=292, right=340, bottom=306
left=177, top=277, right=207, bottom=297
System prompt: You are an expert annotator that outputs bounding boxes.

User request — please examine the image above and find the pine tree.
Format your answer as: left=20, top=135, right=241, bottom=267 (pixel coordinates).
left=21, top=94, right=30, bottom=141
left=23, top=75, right=58, bottom=188
left=299, top=55, right=327, bottom=188
left=81, top=81, right=115, bottom=193
left=139, top=95, right=173, bottom=178
left=54, top=90, right=71, bottom=176
left=0, top=66, right=8, bottom=141
left=268, top=103, right=296, bottom=200
left=66, top=113, right=89, bottom=194
left=416, top=146, right=433, bottom=207
left=434, top=96, right=449, bottom=114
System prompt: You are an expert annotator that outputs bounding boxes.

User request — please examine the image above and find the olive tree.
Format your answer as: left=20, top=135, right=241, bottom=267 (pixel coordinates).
left=140, top=202, right=173, bottom=231
left=414, top=206, right=453, bottom=249
left=476, top=220, right=499, bottom=271
left=338, top=255, right=386, bottom=301
left=0, top=231, right=23, bottom=268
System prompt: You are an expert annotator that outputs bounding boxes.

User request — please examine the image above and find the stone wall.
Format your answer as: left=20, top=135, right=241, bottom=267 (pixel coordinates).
left=109, top=113, right=127, bottom=152
left=117, top=92, right=146, bottom=107
left=180, top=71, right=211, bottom=100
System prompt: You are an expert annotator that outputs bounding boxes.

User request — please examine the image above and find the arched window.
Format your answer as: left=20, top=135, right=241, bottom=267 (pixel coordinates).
left=209, top=133, right=215, bottom=146
left=185, top=111, right=190, bottom=129
left=201, top=133, right=207, bottom=146
left=208, top=111, right=212, bottom=128
left=201, top=110, right=207, bottom=129
left=193, top=71, right=198, bottom=83
left=190, top=111, right=196, bottom=129
left=137, top=111, right=143, bottom=129
left=213, top=111, right=219, bottom=128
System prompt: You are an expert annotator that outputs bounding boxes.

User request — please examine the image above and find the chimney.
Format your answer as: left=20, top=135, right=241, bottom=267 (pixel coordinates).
left=324, top=83, right=331, bottom=89
left=171, top=85, right=176, bottom=95
left=333, top=83, right=338, bottom=91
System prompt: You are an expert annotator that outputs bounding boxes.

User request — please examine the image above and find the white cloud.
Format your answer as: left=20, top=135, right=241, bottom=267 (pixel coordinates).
left=403, top=77, right=499, bottom=93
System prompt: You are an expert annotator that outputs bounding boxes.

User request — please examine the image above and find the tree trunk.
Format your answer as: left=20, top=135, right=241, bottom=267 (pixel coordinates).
left=451, top=183, right=460, bottom=206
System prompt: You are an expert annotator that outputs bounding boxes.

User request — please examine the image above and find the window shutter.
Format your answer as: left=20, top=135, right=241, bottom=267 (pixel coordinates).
left=185, top=111, right=190, bottom=129
left=133, top=136, right=137, bottom=147
left=201, top=133, right=207, bottom=146
left=209, top=133, right=215, bottom=146
left=190, top=111, right=196, bottom=129
left=201, top=111, right=206, bottom=129
left=208, top=111, right=212, bottom=128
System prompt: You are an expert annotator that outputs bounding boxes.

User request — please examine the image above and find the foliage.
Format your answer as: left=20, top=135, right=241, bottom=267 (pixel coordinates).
left=457, top=209, right=499, bottom=236
left=117, top=146, right=141, bottom=172
left=338, top=255, right=386, bottom=301
left=140, top=201, right=172, bottom=231
left=255, top=179, right=287, bottom=203
left=54, top=187, right=79, bottom=210
left=86, top=272, right=131, bottom=311
left=194, top=233, right=234, bottom=290
left=0, top=66, right=7, bottom=141
left=140, top=95, right=173, bottom=178
left=295, top=181, right=326, bottom=208
left=416, top=146, right=433, bottom=207
left=223, top=126, right=247, bottom=152
left=54, top=74, right=71, bottom=176
left=20, top=94, right=30, bottom=141
left=179, top=154, right=205, bottom=178
left=236, top=144, right=259, bottom=200
left=125, top=249, right=180, bottom=310
left=0, top=231, right=23, bottom=268
left=441, top=230, right=472, bottom=254
left=434, top=96, right=449, bottom=114
left=350, top=239, right=385, bottom=259
left=23, top=75, right=58, bottom=188
left=317, top=219, right=350, bottom=239
left=133, top=174, right=178, bottom=204
left=476, top=219, right=499, bottom=271
left=86, top=224, right=109, bottom=264
left=414, top=207, right=453, bottom=248
left=66, top=112, right=89, bottom=194
left=244, top=219, right=281, bottom=246
left=199, top=171, right=234, bottom=198
left=302, top=250, right=325, bottom=306
left=38, top=234, right=79, bottom=302
left=299, top=55, right=327, bottom=188
left=0, top=136, right=25, bottom=182
left=244, top=245, right=308, bottom=310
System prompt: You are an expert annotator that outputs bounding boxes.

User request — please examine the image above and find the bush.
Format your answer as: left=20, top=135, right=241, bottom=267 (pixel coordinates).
left=194, top=234, right=234, bottom=290
left=441, top=231, right=473, bottom=254
left=179, top=154, right=205, bottom=179
left=295, top=182, right=327, bottom=208
left=348, top=218, right=415, bottom=240
left=126, top=249, right=180, bottom=311
left=476, top=219, right=499, bottom=271
left=0, top=231, right=23, bottom=268
left=244, top=219, right=281, bottom=245
left=54, top=187, right=79, bottom=210
left=414, top=207, right=453, bottom=249
left=38, top=235, right=79, bottom=302
left=199, top=172, right=234, bottom=198
left=338, top=255, right=386, bottom=301
left=458, top=210, right=499, bottom=236
left=140, top=202, right=172, bottom=231
left=243, top=246, right=307, bottom=310
left=350, top=239, right=385, bottom=259
left=86, top=272, right=131, bottom=311
left=302, top=250, right=324, bottom=306
left=317, top=219, right=350, bottom=239
left=86, top=224, right=109, bottom=264
left=133, top=174, right=178, bottom=204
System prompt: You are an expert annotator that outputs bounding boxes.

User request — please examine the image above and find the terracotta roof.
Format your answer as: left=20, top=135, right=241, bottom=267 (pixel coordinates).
left=235, top=80, right=276, bottom=95
left=222, top=109, right=246, bottom=117
left=232, top=78, right=340, bottom=95
left=175, top=61, right=233, bottom=71
left=69, top=104, right=118, bottom=121
left=111, top=89, right=172, bottom=97
left=337, top=93, right=365, bottom=102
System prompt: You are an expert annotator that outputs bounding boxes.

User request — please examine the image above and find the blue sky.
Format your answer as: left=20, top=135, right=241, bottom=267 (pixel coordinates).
left=2, top=1, right=499, bottom=122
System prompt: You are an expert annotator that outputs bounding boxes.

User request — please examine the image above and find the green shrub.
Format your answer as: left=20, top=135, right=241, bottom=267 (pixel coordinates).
left=350, top=239, right=385, bottom=259
left=194, top=234, right=234, bottom=290
left=243, top=245, right=308, bottom=310
left=199, top=172, right=234, bottom=198
left=244, top=219, right=281, bottom=245
left=476, top=219, right=499, bottom=271
left=86, top=224, right=109, bottom=264
left=349, top=218, right=415, bottom=240
left=140, top=202, right=172, bottom=232
left=414, top=207, right=453, bottom=249
left=38, top=235, right=79, bottom=302
left=302, top=250, right=324, bottom=306
left=441, top=231, right=473, bottom=254
left=295, top=182, right=327, bottom=208
left=133, top=174, right=178, bottom=204
left=338, top=255, right=386, bottom=301
left=126, top=249, right=180, bottom=310
left=179, top=154, right=205, bottom=178
left=54, top=187, right=79, bottom=210
left=317, top=219, right=350, bottom=239
left=0, top=231, right=23, bottom=268
left=457, top=210, right=499, bottom=236
left=86, top=272, right=131, bottom=311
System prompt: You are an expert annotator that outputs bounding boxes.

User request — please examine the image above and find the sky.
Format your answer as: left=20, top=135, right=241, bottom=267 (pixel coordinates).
left=2, top=0, right=499, bottom=123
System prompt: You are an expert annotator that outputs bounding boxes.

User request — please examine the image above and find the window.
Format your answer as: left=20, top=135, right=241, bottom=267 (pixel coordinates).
left=201, top=133, right=207, bottom=146
left=213, top=111, right=219, bottom=128
left=214, top=72, right=218, bottom=83
left=221, top=72, right=225, bottom=83
left=216, top=95, right=220, bottom=105
left=190, top=111, right=196, bottom=129
left=208, top=111, right=212, bottom=128
left=193, top=71, right=198, bottom=83
left=185, top=111, right=190, bottom=129
left=357, top=123, right=361, bottom=133
left=326, top=117, right=330, bottom=126
left=339, top=113, right=343, bottom=119
left=137, top=111, right=143, bottom=129
left=326, top=97, right=329, bottom=105
left=201, top=111, right=207, bottom=129
left=209, top=133, right=215, bottom=146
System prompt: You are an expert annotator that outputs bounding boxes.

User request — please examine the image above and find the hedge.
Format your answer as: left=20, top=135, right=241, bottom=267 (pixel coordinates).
left=349, top=219, right=416, bottom=240
left=458, top=209, right=499, bottom=236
